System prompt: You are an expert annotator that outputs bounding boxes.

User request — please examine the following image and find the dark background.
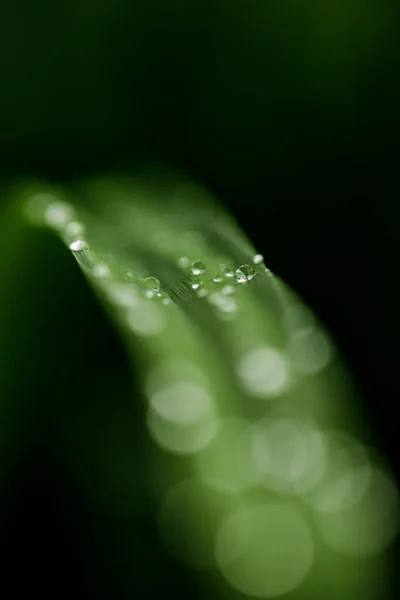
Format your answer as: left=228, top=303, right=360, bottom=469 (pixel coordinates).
left=0, top=0, right=399, bottom=597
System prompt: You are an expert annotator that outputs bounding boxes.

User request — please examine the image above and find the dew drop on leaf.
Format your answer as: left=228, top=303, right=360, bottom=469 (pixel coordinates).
left=142, top=277, right=161, bottom=292
left=252, top=253, right=264, bottom=265
left=235, top=265, right=256, bottom=283
left=191, top=261, right=206, bottom=275
left=69, top=239, right=88, bottom=252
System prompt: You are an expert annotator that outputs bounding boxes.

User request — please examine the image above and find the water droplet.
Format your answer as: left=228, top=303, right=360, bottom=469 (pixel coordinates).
left=177, top=257, right=190, bottom=268
left=213, top=275, right=223, bottom=283
left=69, top=239, right=87, bottom=252
left=220, top=262, right=235, bottom=278
left=143, top=277, right=161, bottom=292
left=191, top=261, right=206, bottom=276
left=235, top=265, right=256, bottom=283
left=252, top=253, right=264, bottom=265
left=92, top=262, right=110, bottom=279
left=191, top=281, right=201, bottom=290
left=68, top=239, right=93, bottom=269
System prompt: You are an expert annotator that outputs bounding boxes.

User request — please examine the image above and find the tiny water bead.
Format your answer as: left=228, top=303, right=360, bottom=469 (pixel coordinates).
left=142, top=276, right=161, bottom=297
left=68, top=238, right=94, bottom=270
left=69, top=239, right=87, bottom=252
left=212, top=274, right=223, bottom=283
left=235, top=265, right=256, bottom=283
left=191, top=261, right=206, bottom=276
left=252, top=253, right=264, bottom=265
left=191, top=281, right=201, bottom=291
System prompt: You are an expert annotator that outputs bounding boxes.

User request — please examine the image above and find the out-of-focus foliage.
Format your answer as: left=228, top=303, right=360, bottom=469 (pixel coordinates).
left=9, top=170, right=397, bottom=599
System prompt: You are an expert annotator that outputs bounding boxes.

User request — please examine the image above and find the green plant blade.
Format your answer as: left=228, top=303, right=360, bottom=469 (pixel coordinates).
left=22, top=170, right=399, bottom=600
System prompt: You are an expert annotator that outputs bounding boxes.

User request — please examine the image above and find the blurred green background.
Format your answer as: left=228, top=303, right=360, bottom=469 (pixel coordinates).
left=1, top=1, right=400, bottom=597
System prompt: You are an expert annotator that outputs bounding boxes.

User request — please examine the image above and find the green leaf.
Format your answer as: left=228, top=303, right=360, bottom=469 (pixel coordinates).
left=21, top=169, right=399, bottom=599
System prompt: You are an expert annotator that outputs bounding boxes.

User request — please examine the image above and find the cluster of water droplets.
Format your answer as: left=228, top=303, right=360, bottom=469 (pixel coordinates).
left=167, top=254, right=270, bottom=320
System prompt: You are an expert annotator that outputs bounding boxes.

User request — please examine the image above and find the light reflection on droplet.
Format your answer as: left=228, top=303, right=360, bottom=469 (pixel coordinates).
left=315, top=468, right=400, bottom=557
left=282, top=304, right=316, bottom=335
left=143, top=276, right=161, bottom=292
left=195, top=418, right=258, bottom=493
left=197, top=288, right=208, bottom=299
left=286, top=327, right=332, bottom=375
left=221, top=285, right=234, bottom=295
left=253, top=253, right=264, bottom=265
left=235, top=264, right=256, bottom=283
left=301, top=432, right=371, bottom=513
left=44, top=201, right=74, bottom=229
left=177, top=257, right=190, bottom=268
left=106, top=283, right=139, bottom=308
left=92, top=262, right=111, bottom=279
left=67, top=238, right=94, bottom=270
left=220, top=262, right=235, bottom=278
left=65, top=221, right=85, bottom=239
left=215, top=503, right=314, bottom=598
left=146, top=406, right=218, bottom=455
left=145, top=359, right=209, bottom=398
left=126, top=301, right=167, bottom=337
left=237, top=346, right=290, bottom=399
left=149, top=382, right=213, bottom=425
left=69, top=239, right=87, bottom=252
left=191, top=261, right=206, bottom=276
left=251, top=419, right=326, bottom=495
left=25, top=192, right=58, bottom=223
